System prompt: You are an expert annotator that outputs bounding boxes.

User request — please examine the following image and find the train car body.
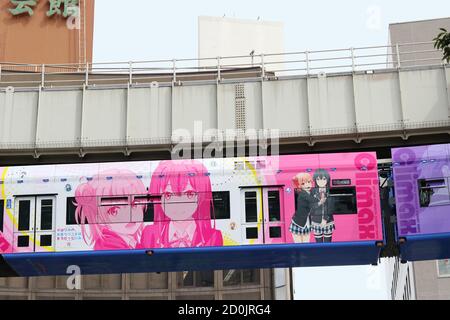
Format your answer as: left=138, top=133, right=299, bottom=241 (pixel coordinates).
left=0, top=152, right=383, bottom=277
left=392, top=144, right=450, bottom=262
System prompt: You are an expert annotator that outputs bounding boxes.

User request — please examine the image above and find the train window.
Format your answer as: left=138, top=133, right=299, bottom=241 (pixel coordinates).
left=245, top=192, right=258, bottom=223
left=40, top=199, right=53, bottom=231
left=246, top=228, right=258, bottom=240
left=40, top=235, right=52, bottom=247
left=133, top=195, right=160, bottom=206
left=269, top=227, right=282, bottom=238
left=212, top=192, right=230, bottom=220
left=0, top=200, right=4, bottom=233
left=132, top=195, right=160, bottom=223
left=100, top=196, right=129, bottom=206
left=294, top=190, right=300, bottom=212
left=66, top=198, right=88, bottom=225
left=329, top=187, right=357, bottom=215
left=17, top=236, right=29, bottom=248
left=418, top=179, right=450, bottom=207
left=18, top=200, right=31, bottom=231
left=268, top=191, right=281, bottom=222
left=143, top=203, right=155, bottom=223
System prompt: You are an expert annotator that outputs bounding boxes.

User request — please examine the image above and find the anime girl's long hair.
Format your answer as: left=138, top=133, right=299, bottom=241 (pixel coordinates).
left=149, top=160, right=222, bottom=248
left=313, top=169, right=331, bottom=191
left=74, top=169, right=147, bottom=248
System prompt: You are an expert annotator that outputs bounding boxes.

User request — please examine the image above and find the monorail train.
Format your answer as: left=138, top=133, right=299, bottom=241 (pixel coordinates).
left=392, top=144, right=450, bottom=263
left=0, top=144, right=448, bottom=277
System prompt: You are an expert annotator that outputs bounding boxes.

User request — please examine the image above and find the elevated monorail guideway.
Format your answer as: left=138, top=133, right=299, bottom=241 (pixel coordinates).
left=0, top=152, right=384, bottom=277
left=0, top=42, right=449, bottom=162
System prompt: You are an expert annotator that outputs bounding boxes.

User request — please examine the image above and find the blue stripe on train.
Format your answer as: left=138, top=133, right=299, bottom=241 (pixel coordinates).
left=398, top=232, right=450, bottom=263
left=3, top=242, right=382, bottom=277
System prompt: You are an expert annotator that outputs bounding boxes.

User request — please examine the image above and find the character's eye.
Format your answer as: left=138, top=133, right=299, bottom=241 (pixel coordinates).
left=163, top=192, right=173, bottom=200
left=107, top=206, right=119, bottom=216
left=186, top=191, right=197, bottom=199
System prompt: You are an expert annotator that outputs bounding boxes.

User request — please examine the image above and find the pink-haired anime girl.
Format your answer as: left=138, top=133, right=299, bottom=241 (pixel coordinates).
left=138, top=160, right=223, bottom=249
left=75, top=169, right=147, bottom=251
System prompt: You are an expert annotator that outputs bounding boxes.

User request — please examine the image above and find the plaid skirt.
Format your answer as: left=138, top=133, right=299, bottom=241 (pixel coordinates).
left=311, top=222, right=336, bottom=235
left=289, top=220, right=310, bottom=235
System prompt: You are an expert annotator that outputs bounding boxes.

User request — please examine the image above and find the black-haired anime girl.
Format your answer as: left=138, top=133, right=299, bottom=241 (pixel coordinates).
left=311, top=169, right=335, bottom=243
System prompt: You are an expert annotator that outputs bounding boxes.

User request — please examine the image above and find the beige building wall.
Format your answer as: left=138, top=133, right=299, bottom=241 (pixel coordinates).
left=198, top=16, right=284, bottom=71
left=413, top=260, right=450, bottom=300
left=389, top=17, right=450, bottom=67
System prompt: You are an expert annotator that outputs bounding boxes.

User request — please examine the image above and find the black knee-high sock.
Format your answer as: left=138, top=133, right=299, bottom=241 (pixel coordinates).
left=315, top=237, right=324, bottom=243
left=323, top=236, right=332, bottom=243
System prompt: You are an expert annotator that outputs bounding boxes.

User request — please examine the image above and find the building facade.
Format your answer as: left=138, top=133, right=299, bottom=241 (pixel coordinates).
left=389, top=17, right=450, bottom=67
left=385, top=258, right=416, bottom=300
left=198, top=16, right=284, bottom=71
left=387, top=258, right=450, bottom=300
left=0, top=0, right=94, bottom=65
left=411, top=260, right=450, bottom=300
left=0, top=269, right=291, bottom=300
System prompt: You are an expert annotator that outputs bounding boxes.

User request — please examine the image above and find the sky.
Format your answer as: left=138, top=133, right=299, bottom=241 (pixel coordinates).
left=293, top=264, right=389, bottom=300
left=92, top=0, right=449, bottom=300
left=93, top=0, right=450, bottom=62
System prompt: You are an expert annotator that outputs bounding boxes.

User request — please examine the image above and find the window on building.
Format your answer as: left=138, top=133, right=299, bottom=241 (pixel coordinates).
left=211, top=192, right=230, bottom=220
left=176, top=271, right=214, bottom=288
left=437, top=260, right=450, bottom=278
left=418, top=178, right=450, bottom=207
left=222, top=291, right=262, bottom=300
left=175, top=294, right=215, bottom=300
left=223, top=269, right=261, bottom=287
left=130, top=273, right=168, bottom=290
left=406, top=268, right=411, bottom=300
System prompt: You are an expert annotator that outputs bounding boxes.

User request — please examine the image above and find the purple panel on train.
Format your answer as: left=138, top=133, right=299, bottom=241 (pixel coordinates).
left=392, top=144, right=450, bottom=237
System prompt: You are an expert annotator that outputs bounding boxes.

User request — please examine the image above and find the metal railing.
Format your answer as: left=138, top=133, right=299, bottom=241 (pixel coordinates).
left=0, top=41, right=447, bottom=89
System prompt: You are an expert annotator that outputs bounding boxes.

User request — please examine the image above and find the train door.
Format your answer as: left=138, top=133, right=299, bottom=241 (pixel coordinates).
left=13, top=196, right=56, bottom=253
left=263, top=188, right=285, bottom=245
left=241, top=187, right=285, bottom=245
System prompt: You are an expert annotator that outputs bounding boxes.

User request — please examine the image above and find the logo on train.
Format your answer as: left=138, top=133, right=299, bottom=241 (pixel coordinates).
left=355, top=153, right=379, bottom=239
left=393, top=149, right=420, bottom=235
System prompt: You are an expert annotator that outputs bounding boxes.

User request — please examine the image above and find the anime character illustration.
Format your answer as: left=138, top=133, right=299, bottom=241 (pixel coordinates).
left=139, top=160, right=223, bottom=249
left=0, top=232, right=11, bottom=253
left=290, top=173, right=326, bottom=243
left=75, top=169, right=147, bottom=250
left=311, top=169, right=335, bottom=243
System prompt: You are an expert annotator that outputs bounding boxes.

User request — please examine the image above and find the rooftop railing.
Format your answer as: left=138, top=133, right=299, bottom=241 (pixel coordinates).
left=0, top=41, right=447, bottom=89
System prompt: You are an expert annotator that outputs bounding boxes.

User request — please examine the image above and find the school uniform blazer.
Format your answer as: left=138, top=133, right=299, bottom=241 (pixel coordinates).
left=292, top=190, right=323, bottom=228
left=138, top=224, right=223, bottom=249
left=310, top=188, right=334, bottom=224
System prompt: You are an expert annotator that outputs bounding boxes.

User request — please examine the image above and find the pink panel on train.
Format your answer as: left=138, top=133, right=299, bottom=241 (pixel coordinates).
left=277, top=152, right=383, bottom=244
